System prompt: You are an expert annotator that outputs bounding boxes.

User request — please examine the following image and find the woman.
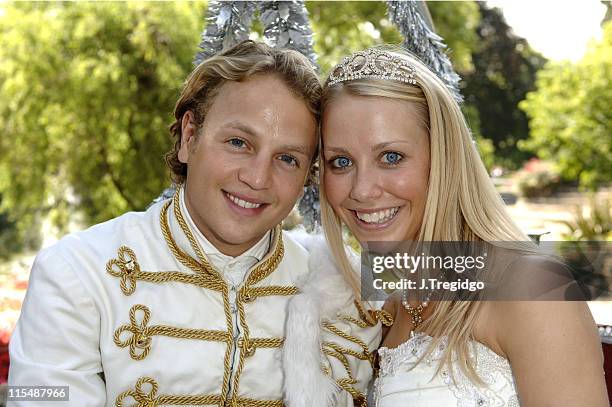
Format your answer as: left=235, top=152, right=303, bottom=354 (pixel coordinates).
left=319, top=47, right=608, bottom=406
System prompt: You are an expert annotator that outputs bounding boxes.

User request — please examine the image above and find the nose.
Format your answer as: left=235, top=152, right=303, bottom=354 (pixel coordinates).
left=349, top=167, right=383, bottom=203
left=238, top=156, right=272, bottom=190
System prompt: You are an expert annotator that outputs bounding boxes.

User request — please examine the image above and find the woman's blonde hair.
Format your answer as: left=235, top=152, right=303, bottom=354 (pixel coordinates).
left=320, top=46, right=531, bottom=382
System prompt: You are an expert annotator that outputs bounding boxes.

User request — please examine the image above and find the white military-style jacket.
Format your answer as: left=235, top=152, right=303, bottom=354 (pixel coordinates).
left=9, top=189, right=388, bottom=406
left=283, top=232, right=392, bottom=407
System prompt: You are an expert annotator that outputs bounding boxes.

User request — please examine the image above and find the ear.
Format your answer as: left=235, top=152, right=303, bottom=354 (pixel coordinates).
left=178, top=111, right=198, bottom=164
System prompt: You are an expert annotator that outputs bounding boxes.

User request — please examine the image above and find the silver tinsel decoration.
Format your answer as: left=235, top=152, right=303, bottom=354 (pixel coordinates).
left=156, top=1, right=462, bottom=230
left=155, top=1, right=321, bottom=230
left=387, top=0, right=463, bottom=103
left=193, top=1, right=257, bottom=66
left=257, top=1, right=320, bottom=229
left=149, top=185, right=176, bottom=207
left=298, top=184, right=320, bottom=231
left=259, top=1, right=318, bottom=68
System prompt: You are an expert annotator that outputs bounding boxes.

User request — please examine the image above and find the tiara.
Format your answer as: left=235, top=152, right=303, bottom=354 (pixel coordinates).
left=326, top=48, right=417, bottom=86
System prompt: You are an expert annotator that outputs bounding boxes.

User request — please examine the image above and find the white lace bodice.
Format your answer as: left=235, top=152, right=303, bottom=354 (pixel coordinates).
left=373, top=333, right=520, bottom=407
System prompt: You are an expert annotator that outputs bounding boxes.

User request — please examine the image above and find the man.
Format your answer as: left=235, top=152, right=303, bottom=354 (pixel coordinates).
left=9, top=41, right=382, bottom=406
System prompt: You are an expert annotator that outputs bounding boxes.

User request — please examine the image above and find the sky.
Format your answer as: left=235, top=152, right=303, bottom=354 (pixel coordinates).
left=486, top=0, right=608, bottom=61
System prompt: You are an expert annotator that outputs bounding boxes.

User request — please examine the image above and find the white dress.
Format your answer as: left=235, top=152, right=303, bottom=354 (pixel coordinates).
left=373, top=333, right=520, bottom=407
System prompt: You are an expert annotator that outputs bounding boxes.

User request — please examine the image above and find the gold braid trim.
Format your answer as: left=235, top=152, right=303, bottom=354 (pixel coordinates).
left=323, top=341, right=370, bottom=362
left=163, top=189, right=287, bottom=302
left=163, top=187, right=289, bottom=404
left=230, top=295, right=250, bottom=402
left=169, top=187, right=285, bottom=290
left=162, top=200, right=220, bottom=278
left=107, top=266, right=225, bottom=296
left=242, top=285, right=298, bottom=300
left=170, top=196, right=221, bottom=278
left=162, top=196, right=237, bottom=403
left=106, top=246, right=142, bottom=296
left=338, top=314, right=371, bottom=329
left=233, top=398, right=284, bottom=407
left=372, top=309, right=394, bottom=327
left=322, top=348, right=355, bottom=382
left=323, top=304, right=382, bottom=407
left=322, top=321, right=369, bottom=352
left=113, top=305, right=230, bottom=361
left=238, top=337, right=284, bottom=357
left=115, top=376, right=284, bottom=406
left=354, top=300, right=394, bottom=327
left=336, top=378, right=367, bottom=407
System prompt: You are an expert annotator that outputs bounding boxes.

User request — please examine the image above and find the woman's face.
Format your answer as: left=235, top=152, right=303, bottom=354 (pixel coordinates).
left=322, top=92, right=430, bottom=244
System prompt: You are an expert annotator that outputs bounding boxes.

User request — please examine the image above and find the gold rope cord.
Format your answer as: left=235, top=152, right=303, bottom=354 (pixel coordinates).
left=354, top=300, right=394, bottom=327
left=169, top=186, right=285, bottom=286
left=322, top=314, right=378, bottom=406
left=115, top=376, right=284, bottom=406
left=106, top=263, right=225, bottom=296
left=113, top=304, right=231, bottom=361
left=242, top=286, right=298, bottom=300
left=323, top=341, right=370, bottom=363
left=161, top=195, right=233, bottom=403
left=336, top=378, right=367, bottom=407
left=322, top=321, right=369, bottom=352
left=228, top=249, right=287, bottom=403
left=322, top=347, right=354, bottom=381
left=162, top=200, right=219, bottom=278
left=322, top=340, right=375, bottom=402
left=239, top=337, right=284, bottom=350
left=162, top=187, right=290, bottom=404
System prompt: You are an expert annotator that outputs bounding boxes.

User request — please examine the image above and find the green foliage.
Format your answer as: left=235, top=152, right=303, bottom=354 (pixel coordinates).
left=427, top=1, right=480, bottom=73
left=515, top=160, right=563, bottom=199
left=519, top=22, right=612, bottom=190
left=307, top=1, right=481, bottom=77
left=0, top=2, right=205, bottom=249
left=462, top=3, right=547, bottom=169
left=561, top=198, right=612, bottom=241
left=0, top=1, right=486, bottom=258
left=461, top=103, right=495, bottom=172
left=307, top=1, right=402, bottom=75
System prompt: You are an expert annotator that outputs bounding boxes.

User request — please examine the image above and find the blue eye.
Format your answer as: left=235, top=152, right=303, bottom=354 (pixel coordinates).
left=330, top=156, right=352, bottom=169
left=278, top=154, right=299, bottom=167
left=382, top=152, right=403, bottom=165
left=228, top=138, right=246, bottom=148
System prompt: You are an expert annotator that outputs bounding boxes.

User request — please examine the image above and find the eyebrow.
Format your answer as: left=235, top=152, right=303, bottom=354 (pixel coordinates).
left=371, top=140, right=413, bottom=151
left=324, top=140, right=412, bottom=154
left=222, top=121, right=311, bottom=158
left=323, top=146, right=350, bottom=155
left=222, top=121, right=260, bottom=137
left=279, top=144, right=312, bottom=158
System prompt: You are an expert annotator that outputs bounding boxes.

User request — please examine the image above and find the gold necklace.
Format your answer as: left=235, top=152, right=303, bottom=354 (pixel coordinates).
left=401, top=292, right=429, bottom=336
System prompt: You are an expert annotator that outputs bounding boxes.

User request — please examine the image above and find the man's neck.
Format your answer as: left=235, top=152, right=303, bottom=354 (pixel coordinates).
left=180, top=188, right=271, bottom=259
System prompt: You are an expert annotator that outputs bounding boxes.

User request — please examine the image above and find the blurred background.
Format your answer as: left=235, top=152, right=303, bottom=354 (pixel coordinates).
left=0, top=0, right=610, bottom=385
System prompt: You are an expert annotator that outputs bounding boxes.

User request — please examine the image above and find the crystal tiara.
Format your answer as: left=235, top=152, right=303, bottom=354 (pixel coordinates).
left=326, top=48, right=417, bottom=86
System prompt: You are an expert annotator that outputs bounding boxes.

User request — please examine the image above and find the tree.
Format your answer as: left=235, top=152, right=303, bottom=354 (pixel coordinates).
left=461, top=2, right=547, bottom=169
left=427, top=1, right=480, bottom=73
left=307, top=1, right=481, bottom=76
left=0, top=1, right=483, bottom=257
left=519, top=22, right=612, bottom=190
left=0, top=2, right=205, bottom=251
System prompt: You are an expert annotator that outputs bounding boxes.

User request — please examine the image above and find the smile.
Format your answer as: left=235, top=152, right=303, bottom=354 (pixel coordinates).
left=354, top=207, right=399, bottom=224
left=225, top=192, right=263, bottom=209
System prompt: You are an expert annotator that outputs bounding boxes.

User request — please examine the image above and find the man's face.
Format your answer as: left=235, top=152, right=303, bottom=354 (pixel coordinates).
left=178, top=74, right=317, bottom=257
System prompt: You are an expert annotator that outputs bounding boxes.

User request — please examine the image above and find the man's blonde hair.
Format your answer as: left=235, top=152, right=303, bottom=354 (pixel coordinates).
left=165, top=40, right=321, bottom=184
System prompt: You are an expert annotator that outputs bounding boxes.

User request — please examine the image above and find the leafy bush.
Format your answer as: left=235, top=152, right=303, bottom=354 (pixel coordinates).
left=516, top=159, right=562, bottom=198
left=519, top=22, right=612, bottom=190
left=561, top=198, right=612, bottom=241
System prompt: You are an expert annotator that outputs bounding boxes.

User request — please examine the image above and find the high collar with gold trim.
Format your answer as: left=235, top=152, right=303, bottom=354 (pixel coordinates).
left=160, top=185, right=285, bottom=284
